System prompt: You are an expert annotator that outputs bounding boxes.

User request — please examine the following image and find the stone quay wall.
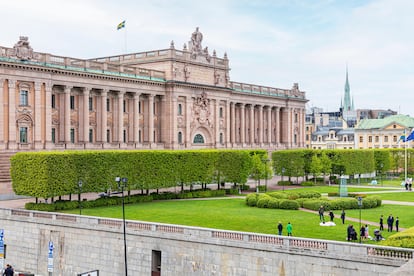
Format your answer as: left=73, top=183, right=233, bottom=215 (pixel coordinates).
left=0, top=208, right=412, bottom=276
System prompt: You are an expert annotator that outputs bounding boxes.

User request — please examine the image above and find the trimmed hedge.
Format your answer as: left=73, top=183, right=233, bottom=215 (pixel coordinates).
left=381, top=227, right=414, bottom=248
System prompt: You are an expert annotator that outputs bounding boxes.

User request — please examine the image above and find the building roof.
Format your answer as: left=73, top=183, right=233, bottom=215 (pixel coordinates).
left=355, top=114, right=414, bottom=130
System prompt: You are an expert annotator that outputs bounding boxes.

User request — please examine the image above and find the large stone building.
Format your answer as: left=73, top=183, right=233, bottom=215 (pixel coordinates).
left=0, top=29, right=307, bottom=152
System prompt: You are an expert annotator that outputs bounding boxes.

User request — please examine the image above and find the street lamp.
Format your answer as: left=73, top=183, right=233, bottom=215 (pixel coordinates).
left=116, top=176, right=128, bottom=276
left=380, top=163, right=384, bottom=186
left=357, top=197, right=363, bottom=243
left=77, top=180, right=83, bottom=215
left=281, top=167, right=285, bottom=191
left=264, top=159, right=270, bottom=192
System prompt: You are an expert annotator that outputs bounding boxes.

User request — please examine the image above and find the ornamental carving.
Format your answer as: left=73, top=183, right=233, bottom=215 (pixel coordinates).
left=189, top=27, right=211, bottom=62
left=13, top=36, right=34, bottom=60
left=191, top=91, right=212, bottom=129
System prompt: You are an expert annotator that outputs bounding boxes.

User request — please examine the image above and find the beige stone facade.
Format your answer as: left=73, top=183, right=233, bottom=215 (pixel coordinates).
left=0, top=31, right=307, bottom=152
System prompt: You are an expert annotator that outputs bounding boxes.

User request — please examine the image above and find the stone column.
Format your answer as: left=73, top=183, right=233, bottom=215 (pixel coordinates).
left=267, top=106, right=272, bottom=144
left=7, top=80, right=17, bottom=149
left=100, top=90, right=108, bottom=143
left=44, top=82, right=53, bottom=149
left=230, top=102, right=235, bottom=144
left=82, top=88, right=90, bottom=144
left=287, top=107, right=292, bottom=147
left=240, top=104, right=245, bottom=145
left=0, top=79, right=4, bottom=149
left=214, top=100, right=219, bottom=146
left=258, top=105, right=263, bottom=145
left=133, top=93, right=141, bottom=145
left=117, top=91, right=125, bottom=143
left=148, top=94, right=154, bottom=144
left=275, top=107, right=280, bottom=145
left=170, top=95, right=177, bottom=149
left=249, top=105, right=254, bottom=145
left=64, top=86, right=71, bottom=144
left=185, top=96, right=192, bottom=147
left=34, top=82, right=42, bottom=148
left=225, top=100, right=230, bottom=146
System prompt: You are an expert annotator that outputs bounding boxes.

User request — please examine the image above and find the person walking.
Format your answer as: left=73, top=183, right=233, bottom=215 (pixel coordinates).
left=318, top=205, right=325, bottom=223
left=3, top=264, right=14, bottom=276
left=360, top=225, right=366, bottom=241
left=365, top=224, right=369, bottom=239
left=379, top=215, right=384, bottom=231
left=395, top=217, right=399, bottom=232
left=340, top=209, right=346, bottom=224
left=286, top=222, right=293, bottom=236
left=277, top=221, right=283, bottom=235
left=329, top=211, right=334, bottom=222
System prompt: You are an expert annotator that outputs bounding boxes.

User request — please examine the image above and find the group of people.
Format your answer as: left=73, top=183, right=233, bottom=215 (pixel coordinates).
left=277, top=221, right=293, bottom=236
left=379, top=214, right=399, bottom=232
left=3, top=264, right=14, bottom=276
left=318, top=206, right=346, bottom=224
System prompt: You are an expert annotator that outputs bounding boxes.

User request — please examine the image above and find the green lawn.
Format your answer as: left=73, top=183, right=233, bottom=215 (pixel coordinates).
left=373, top=192, right=414, bottom=202
left=65, top=197, right=405, bottom=243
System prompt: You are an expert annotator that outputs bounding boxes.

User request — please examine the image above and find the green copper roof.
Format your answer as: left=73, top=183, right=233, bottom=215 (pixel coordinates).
left=343, top=68, right=353, bottom=111
left=355, top=114, right=414, bottom=130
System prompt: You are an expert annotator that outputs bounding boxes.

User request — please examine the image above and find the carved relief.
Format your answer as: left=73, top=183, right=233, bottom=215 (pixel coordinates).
left=191, top=91, right=212, bottom=129
left=184, top=64, right=191, bottom=81
left=214, top=70, right=221, bottom=85
left=13, top=36, right=34, bottom=60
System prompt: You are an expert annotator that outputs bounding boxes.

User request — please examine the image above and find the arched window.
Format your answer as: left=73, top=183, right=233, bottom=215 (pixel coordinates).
left=219, top=133, right=223, bottom=144
left=219, top=107, right=223, bottom=118
left=193, top=134, right=204, bottom=144
left=178, top=131, right=183, bottom=144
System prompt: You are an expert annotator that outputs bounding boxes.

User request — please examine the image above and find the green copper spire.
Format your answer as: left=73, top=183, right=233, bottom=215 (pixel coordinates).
left=343, top=67, right=352, bottom=111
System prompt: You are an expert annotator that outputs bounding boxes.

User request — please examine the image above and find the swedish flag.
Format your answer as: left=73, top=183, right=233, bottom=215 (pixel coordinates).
left=117, top=20, right=125, bottom=30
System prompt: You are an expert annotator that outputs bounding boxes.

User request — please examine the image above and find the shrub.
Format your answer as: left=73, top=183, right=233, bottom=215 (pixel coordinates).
left=301, top=181, right=314, bottom=186
left=246, top=193, right=258, bottom=207
left=381, top=228, right=414, bottom=248
left=267, top=198, right=280, bottom=209
left=279, top=199, right=300, bottom=210
left=267, top=192, right=288, bottom=199
left=278, top=180, right=292, bottom=186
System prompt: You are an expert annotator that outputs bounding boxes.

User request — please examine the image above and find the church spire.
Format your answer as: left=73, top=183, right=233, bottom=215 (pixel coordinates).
left=343, top=66, right=352, bottom=111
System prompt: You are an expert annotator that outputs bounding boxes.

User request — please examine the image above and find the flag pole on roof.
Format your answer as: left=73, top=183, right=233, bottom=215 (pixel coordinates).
left=116, top=20, right=127, bottom=53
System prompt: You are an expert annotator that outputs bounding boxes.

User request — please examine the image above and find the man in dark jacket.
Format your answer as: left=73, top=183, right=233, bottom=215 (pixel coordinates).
left=277, top=221, right=283, bottom=235
left=3, top=264, right=14, bottom=276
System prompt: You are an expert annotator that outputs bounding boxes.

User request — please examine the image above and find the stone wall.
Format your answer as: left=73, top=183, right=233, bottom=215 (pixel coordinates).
left=0, top=208, right=412, bottom=276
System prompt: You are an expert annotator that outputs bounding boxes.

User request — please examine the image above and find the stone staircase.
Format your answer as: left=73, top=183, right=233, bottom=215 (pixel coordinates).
left=0, top=152, right=16, bottom=198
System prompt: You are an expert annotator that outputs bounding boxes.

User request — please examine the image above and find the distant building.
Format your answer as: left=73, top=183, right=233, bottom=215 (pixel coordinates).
left=354, top=114, right=414, bottom=149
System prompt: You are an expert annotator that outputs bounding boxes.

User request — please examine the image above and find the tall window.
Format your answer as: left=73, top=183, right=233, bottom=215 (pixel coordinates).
left=219, top=107, right=223, bottom=118
left=106, top=129, right=111, bottom=143
left=20, top=90, right=28, bottom=106
left=139, top=101, right=141, bottom=114
left=19, top=127, right=28, bottom=143
left=89, top=97, right=93, bottom=111
left=193, top=134, right=204, bottom=143
left=178, top=104, right=182, bottom=115
left=295, top=113, right=298, bottom=123
left=89, top=129, right=93, bottom=143
left=139, top=130, right=142, bottom=143
left=70, top=128, right=75, bottom=143
left=178, top=131, right=183, bottom=144
left=219, top=133, right=223, bottom=144
left=368, top=136, right=372, bottom=143
left=70, top=95, right=75, bottom=110
left=106, top=98, right=110, bottom=112
left=51, top=128, right=56, bottom=143
left=51, top=94, right=56, bottom=109
left=360, top=136, right=363, bottom=143
left=123, top=130, right=127, bottom=143
left=123, top=100, right=126, bottom=113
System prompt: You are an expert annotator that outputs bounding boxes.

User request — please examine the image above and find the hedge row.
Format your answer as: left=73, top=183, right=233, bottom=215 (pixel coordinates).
left=25, top=189, right=227, bottom=211
left=381, top=227, right=414, bottom=248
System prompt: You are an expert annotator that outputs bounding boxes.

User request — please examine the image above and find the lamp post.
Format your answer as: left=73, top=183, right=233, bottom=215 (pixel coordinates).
left=380, top=163, right=383, bottom=186
left=264, top=159, right=270, bottom=192
left=357, top=196, right=362, bottom=243
left=281, top=167, right=285, bottom=191
left=77, top=180, right=83, bottom=215
left=116, top=176, right=128, bottom=276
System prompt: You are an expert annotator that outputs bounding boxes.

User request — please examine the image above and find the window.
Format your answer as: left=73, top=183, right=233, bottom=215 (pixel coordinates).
left=384, top=136, right=388, bottom=142
left=375, top=136, right=379, bottom=143
left=306, top=134, right=309, bottom=141
left=51, top=94, right=56, bottom=109
left=359, top=136, right=363, bottom=143
left=153, top=102, right=156, bottom=114
left=178, top=104, right=182, bottom=115
left=51, top=128, right=56, bottom=143
left=139, top=130, right=142, bottom=143
left=139, top=101, right=142, bottom=114
left=393, top=135, right=398, bottom=142
left=151, top=250, right=161, bottom=275
left=70, top=95, right=75, bottom=110
left=343, top=136, right=347, bottom=142
left=193, top=134, right=204, bottom=143
left=89, top=129, right=93, bottom=143
left=20, top=90, right=28, bottom=106
left=219, top=133, right=223, bottom=144
left=19, top=127, right=28, bottom=143
left=123, top=130, right=127, bottom=143
left=219, top=107, right=223, bottom=118
left=368, top=136, right=372, bottom=143
left=294, top=134, right=297, bottom=144
left=295, top=113, right=298, bottom=123
left=70, top=128, right=75, bottom=143
left=123, top=100, right=126, bottom=113
left=89, top=97, right=93, bottom=111
left=178, top=132, right=182, bottom=144
left=106, top=129, right=111, bottom=142
left=106, top=98, right=110, bottom=112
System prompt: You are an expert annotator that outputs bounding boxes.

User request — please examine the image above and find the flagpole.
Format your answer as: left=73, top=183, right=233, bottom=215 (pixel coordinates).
left=124, top=26, right=127, bottom=53
left=405, top=129, right=408, bottom=183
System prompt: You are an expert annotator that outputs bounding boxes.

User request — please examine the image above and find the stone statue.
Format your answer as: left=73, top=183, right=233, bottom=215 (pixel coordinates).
left=191, top=27, right=203, bottom=54
left=13, top=36, right=34, bottom=60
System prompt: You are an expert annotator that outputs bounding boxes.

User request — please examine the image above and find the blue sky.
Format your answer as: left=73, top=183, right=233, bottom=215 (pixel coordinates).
left=2, top=0, right=413, bottom=117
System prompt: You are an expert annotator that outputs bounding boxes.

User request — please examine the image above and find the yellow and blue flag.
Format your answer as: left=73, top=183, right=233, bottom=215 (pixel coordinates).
left=117, top=20, right=126, bottom=30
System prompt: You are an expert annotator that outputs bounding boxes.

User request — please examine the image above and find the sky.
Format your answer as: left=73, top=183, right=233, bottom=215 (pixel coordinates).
left=1, top=0, right=413, bottom=117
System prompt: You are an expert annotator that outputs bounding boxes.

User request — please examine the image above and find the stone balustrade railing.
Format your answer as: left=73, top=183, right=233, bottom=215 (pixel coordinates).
left=230, top=81, right=306, bottom=99
left=4, top=208, right=413, bottom=264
